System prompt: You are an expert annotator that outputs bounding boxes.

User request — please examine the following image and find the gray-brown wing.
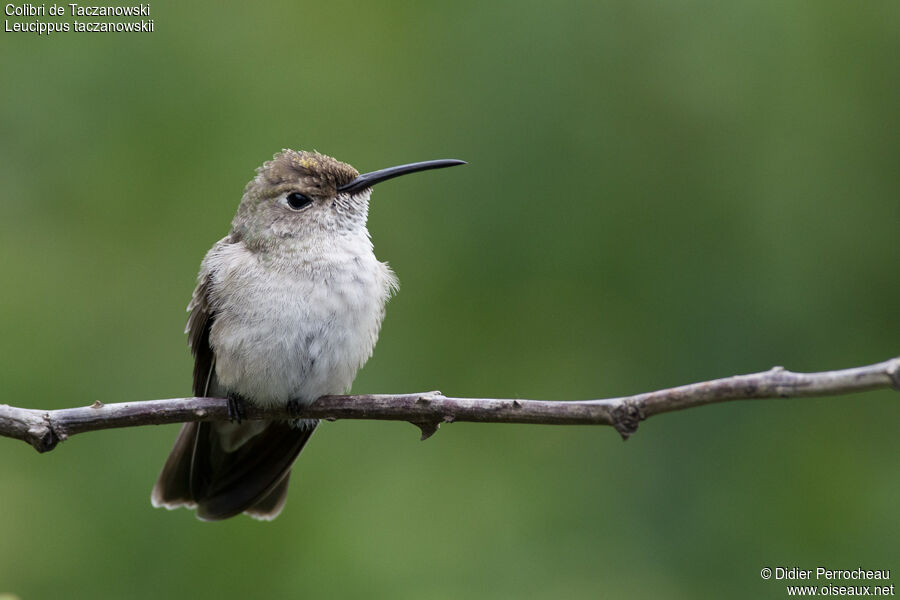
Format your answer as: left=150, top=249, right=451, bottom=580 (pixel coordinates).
left=151, top=235, right=229, bottom=509
left=186, top=253, right=216, bottom=397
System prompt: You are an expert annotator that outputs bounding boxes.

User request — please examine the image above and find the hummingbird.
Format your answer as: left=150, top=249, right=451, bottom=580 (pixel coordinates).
left=151, top=149, right=465, bottom=520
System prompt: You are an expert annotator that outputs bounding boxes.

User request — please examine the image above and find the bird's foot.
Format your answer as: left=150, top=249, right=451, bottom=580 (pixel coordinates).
left=227, top=396, right=248, bottom=423
left=286, top=398, right=305, bottom=419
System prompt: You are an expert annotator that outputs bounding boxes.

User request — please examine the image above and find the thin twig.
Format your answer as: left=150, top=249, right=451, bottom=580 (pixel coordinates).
left=1, top=357, right=898, bottom=453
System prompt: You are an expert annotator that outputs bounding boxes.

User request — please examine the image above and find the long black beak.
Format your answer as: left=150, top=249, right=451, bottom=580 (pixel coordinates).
left=338, top=159, right=466, bottom=195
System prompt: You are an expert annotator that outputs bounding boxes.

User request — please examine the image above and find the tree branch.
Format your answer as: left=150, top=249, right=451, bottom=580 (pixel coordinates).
left=2, top=357, right=898, bottom=453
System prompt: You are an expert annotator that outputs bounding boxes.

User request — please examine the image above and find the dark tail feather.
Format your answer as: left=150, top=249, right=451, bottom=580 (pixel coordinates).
left=193, top=420, right=317, bottom=521
left=244, top=472, right=292, bottom=521
left=151, top=420, right=317, bottom=521
left=151, top=423, right=200, bottom=510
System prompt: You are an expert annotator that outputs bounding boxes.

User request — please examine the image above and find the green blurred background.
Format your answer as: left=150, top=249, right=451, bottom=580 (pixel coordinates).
left=1, top=1, right=898, bottom=598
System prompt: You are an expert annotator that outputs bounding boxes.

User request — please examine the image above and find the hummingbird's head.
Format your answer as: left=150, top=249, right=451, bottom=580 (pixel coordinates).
left=232, top=149, right=465, bottom=249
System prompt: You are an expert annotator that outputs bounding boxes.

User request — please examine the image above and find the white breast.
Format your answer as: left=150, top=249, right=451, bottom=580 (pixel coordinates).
left=205, top=237, right=396, bottom=407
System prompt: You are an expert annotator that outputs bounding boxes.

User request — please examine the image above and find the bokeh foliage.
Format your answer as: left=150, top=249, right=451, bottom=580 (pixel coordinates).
left=1, top=1, right=898, bottom=598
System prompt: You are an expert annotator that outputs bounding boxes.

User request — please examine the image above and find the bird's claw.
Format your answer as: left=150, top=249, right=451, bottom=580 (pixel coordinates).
left=227, top=396, right=247, bottom=423
left=286, top=399, right=304, bottom=418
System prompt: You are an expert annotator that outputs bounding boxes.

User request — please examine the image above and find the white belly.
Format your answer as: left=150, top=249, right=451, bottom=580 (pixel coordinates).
left=206, top=240, right=396, bottom=407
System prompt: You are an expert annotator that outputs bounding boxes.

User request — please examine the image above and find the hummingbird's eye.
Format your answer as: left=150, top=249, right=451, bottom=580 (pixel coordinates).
left=286, top=192, right=313, bottom=211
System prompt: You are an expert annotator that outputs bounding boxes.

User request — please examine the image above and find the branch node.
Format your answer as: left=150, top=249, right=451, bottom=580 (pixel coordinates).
left=611, top=400, right=644, bottom=441
left=27, top=415, right=60, bottom=453
left=413, top=420, right=441, bottom=441
left=90, top=400, right=103, bottom=409
left=887, top=360, right=900, bottom=391
left=416, top=392, right=445, bottom=406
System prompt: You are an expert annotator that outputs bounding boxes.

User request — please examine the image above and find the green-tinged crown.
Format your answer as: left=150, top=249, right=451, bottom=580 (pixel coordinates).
left=245, top=149, right=359, bottom=200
